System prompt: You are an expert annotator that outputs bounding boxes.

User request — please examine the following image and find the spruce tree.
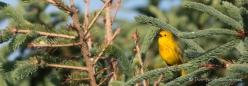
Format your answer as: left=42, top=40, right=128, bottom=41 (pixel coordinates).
left=0, top=0, right=247, bottom=86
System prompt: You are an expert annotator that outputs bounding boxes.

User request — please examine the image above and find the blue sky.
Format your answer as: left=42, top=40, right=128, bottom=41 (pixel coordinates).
left=0, top=0, right=181, bottom=28
left=0, top=0, right=181, bottom=60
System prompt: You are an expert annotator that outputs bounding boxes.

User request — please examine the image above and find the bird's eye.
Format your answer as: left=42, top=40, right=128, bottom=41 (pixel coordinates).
left=164, top=34, right=166, bottom=36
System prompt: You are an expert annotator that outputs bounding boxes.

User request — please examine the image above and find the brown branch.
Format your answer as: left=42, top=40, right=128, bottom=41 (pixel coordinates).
left=85, top=31, right=98, bottom=39
left=84, top=0, right=111, bottom=36
left=105, top=0, right=113, bottom=44
left=70, top=78, right=91, bottom=81
left=111, top=59, right=118, bottom=81
left=83, top=0, right=93, bottom=50
left=109, top=27, right=122, bottom=44
left=153, top=74, right=164, bottom=86
left=132, top=29, right=147, bottom=86
left=45, top=0, right=70, bottom=13
left=98, top=72, right=114, bottom=86
left=111, top=0, right=121, bottom=23
left=84, top=0, right=89, bottom=29
left=153, top=65, right=168, bottom=86
left=94, top=27, right=122, bottom=64
left=47, top=64, right=88, bottom=71
left=94, top=68, right=107, bottom=75
left=31, top=43, right=80, bottom=48
left=46, top=0, right=56, bottom=4
left=68, top=0, right=97, bottom=86
left=8, top=28, right=76, bottom=39
left=69, top=0, right=97, bottom=85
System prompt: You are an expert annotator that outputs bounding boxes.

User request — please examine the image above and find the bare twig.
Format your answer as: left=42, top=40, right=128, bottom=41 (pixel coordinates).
left=45, top=0, right=70, bottom=13
left=62, top=78, right=91, bottom=84
left=69, top=0, right=74, bottom=6
left=31, top=43, right=80, bottom=48
left=111, top=0, right=121, bottom=23
left=83, top=0, right=93, bottom=49
left=132, top=29, right=147, bottom=86
left=105, top=0, right=113, bottom=44
left=94, top=48, right=107, bottom=64
left=46, top=0, right=56, bottom=4
left=98, top=72, right=114, bottom=86
left=84, top=0, right=89, bottom=29
left=47, top=64, right=88, bottom=71
left=94, top=27, right=122, bottom=64
left=69, top=0, right=97, bottom=85
left=94, top=68, right=107, bottom=75
left=8, top=28, right=76, bottom=39
left=132, top=29, right=143, bottom=66
left=85, top=31, right=98, bottom=39
left=70, top=78, right=91, bottom=81
left=112, top=59, right=118, bottom=81
left=86, top=0, right=111, bottom=31
left=153, top=74, right=165, bottom=86
left=109, top=27, right=122, bottom=44
left=153, top=65, right=168, bottom=86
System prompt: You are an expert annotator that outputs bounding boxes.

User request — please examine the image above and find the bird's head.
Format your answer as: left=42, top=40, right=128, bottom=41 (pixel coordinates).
left=158, top=30, right=173, bottom=40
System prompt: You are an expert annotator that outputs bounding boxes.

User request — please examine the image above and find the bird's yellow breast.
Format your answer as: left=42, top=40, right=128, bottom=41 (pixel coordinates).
left=158, top=41, right=181, bottom=65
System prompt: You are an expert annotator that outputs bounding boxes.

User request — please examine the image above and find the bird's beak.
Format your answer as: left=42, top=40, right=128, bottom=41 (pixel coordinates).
left=157, top=34, right=162, bottom=38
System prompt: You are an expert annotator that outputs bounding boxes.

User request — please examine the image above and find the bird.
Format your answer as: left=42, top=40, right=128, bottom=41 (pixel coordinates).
left=158, top=30, right=185, bottom=76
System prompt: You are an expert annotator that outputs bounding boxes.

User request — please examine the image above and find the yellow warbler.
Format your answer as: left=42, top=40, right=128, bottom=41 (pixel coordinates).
left=158, top=30, right=185, bottom=76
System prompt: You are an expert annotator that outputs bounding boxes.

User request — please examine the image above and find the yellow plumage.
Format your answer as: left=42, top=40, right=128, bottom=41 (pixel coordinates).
left=158, top=30, right=185, bottom=76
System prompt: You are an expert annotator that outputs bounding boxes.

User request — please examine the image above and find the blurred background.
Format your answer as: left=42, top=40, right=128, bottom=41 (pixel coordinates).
left=0, top=0, right=246, bottom=86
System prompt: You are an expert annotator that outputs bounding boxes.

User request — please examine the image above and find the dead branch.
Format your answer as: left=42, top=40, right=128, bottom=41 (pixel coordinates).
left=69, top=0, right=97, bottom=85
left=132, top=29, right=147, bottom=86
left=8, top=27, right=76, bottom=39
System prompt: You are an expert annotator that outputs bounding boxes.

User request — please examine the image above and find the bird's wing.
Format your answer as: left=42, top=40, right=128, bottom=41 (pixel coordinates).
left=175, top=43, right=185, bottom=63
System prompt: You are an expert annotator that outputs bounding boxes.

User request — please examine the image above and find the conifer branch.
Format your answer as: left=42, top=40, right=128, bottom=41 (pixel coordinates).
left=240, top=7, right=248, bottom=32
left=189, top=38, right=241, bottom=64
left=85, top=31, right=97, bottom=39
left=94, top=68, right=107, bottom=75
left=83, top=0, right=89, bottom=29
left=185, top=2, right=242, bottom=30
left=47, top=64, right=88, bottom=71
left=105, top=0, right=113, bottom=44
left=85, top=0, right=110, bottom=32
left=140, top=27, right=160, bottom=58
left=244, top=37, right=248, bottom=51
left=237, top=55, right=248, bottom=63
left=69, top=0, right=97, bottom=85
left=208, top=64, right=248, bottom=86
left=132, top=30, right=147, bottom=86
left=69, top=78, right=91, bottom=81
left=178, top=28, right=238, bottom=39
left=8, top=27, right=76, bottom=39
left=98, top=72, right=114, bottom=86
left=31, top=43, right=80, bottom=48
left=165, top=67, right=209, bottom=86
left=2, top=6, right=30, bottom=24
left=140, top=27, right=160, bottom=73
left=135, top=15, right=205, bottom=52
left=222, top=1, right=242, bottom=21
left=105, top=45, right=134, bottom=78
left=125, top=38, right=240, bottom=85
left=45, top=0, right=70, bottom=14
left=111, top=0, right=121, bottom=23
left=0, top=29, right=13, bottom=43
left=153, top=73, right=164, bottom=86
left=94, top=27, right=122, bottom=64
left=83, top=0, right=93, bottom=50
left=9, top=34, right=27, bottom=50
left=125, top=64, right=190, bottom=86
left=12, top=64, right=38, bottom=80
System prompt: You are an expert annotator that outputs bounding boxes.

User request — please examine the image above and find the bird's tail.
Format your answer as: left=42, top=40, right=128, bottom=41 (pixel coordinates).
left=181, top=70, right=186, bottom=76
